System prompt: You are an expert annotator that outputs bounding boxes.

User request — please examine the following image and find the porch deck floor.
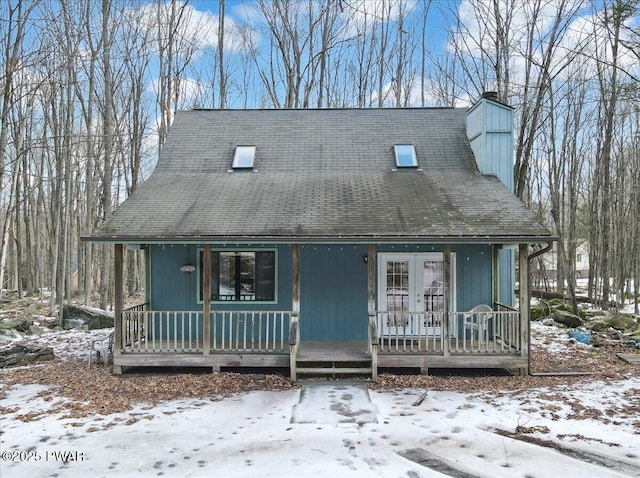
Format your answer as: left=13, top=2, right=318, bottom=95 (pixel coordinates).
left=298, top=341, right=369, bottom=361
left=121, top=338, right=517, bottom=356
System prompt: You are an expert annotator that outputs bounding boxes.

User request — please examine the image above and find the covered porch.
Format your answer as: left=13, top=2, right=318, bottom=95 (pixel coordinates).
left=111, top=243, right=532, bottom=380
left=115, top=304, right=524, bottom=378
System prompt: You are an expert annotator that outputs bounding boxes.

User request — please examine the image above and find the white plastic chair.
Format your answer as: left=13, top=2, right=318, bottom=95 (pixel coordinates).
left=88, top=332, right=114, bottom=367
left=463, top=304, right=493, bottom=346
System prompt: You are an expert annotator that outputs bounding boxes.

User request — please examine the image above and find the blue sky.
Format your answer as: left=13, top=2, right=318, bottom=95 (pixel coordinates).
left=132, top=0, right=639, bottom=113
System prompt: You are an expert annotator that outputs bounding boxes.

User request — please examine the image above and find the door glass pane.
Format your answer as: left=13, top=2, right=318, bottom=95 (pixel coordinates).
left=423, top=260, right=444, bottom=312
left=386, top=260, right=409, bottom=326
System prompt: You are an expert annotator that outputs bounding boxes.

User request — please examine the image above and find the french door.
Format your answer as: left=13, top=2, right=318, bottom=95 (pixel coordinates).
left=378, top=252, right=455, bottom=336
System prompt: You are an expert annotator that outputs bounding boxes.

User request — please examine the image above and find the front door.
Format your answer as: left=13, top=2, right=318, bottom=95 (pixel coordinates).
left=378, top=252, right=454, bottom=336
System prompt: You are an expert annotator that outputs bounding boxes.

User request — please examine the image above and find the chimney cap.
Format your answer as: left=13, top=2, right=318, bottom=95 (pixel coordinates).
left=481, top=91, right=498, bottom=100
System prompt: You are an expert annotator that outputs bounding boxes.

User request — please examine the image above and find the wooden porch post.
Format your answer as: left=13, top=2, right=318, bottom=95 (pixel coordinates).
left=113, top=243, right=123, bottom=375
left=442, top=244, right=451, bottom=361
left=203, top=245, right=211, bottom=360
left=367, top=244, right=378, bottom=382
left=367, top=245, right=376, bottom=313
left=292, top=244, right=300, bottom=316
left=290, top=244, right=300, bottom=381
left=144, top=245, right=151, bottom=305
left=518, top=243, right=530, bottom=376
left=492, top=245, right=500, bottom=306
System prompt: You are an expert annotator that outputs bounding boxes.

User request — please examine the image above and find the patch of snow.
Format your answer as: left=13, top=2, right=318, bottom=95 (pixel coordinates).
left=1, top=321, right=639, bottom=477
left=291, top=383, right=378, bottom=425
left=531, top=321, right=587, bottom=353
left=2, top=381, right=638, bottom=478
left=0, top=328, right=113, bottom=362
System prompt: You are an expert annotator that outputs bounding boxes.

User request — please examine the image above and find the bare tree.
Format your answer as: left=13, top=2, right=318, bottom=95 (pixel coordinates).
left=217, top=0, right=227, bottom=108
left=0, top=0, right=39, bottom=298
left=591, top=0, right=629, bottom=308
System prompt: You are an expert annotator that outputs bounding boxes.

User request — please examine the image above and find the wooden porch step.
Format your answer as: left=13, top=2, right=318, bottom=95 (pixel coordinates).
left=296, top=367, right=373, bottom=375
left=293, top=341, right=373, bottom=378
left=297, top=340, right=369, bottom=362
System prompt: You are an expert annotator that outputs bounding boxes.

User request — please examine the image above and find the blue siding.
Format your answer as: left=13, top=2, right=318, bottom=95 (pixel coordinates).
left=149, top=244, right=195, bottom=310
left=300, top=245, right=368, bottom=340
left=454, top=244, right=493, bottom=310
left=498, top=249, right=515, bottom=307
left=466, top=97, right=514, bottom=191
left=149, top=244, right=293, bottom=312
left=147, top=242, right=508, bottom=342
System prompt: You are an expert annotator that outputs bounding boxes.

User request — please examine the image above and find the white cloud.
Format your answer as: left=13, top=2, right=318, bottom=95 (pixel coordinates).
left=452, top=0, right=579, bottom=60
left=133, top=1, right=247, bottom=56
left=560, top=9, right=640, bottom=79
left=147, top=76, right=208, bottom=108
left=451, top=0, right=639, bottom=88
left=340, top=0, right=419, bottom=38
left=371, top=76, right=471, bottom=108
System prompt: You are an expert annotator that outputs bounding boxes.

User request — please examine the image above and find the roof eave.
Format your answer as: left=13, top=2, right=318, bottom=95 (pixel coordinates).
left=81, top=234, right=558, bottom=245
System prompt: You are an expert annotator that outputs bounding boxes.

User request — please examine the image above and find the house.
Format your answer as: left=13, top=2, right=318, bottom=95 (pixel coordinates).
left=533, top=240, right=590, bottom=284
left=85, top=94, right=555, bottom=380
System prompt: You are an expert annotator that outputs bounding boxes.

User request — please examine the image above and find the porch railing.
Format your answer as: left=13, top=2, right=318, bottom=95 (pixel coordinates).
left=376, top=310, right=521, bottom=354
left=450, top=310, right=520, bottom=353
left=121, top=309, right=291, bottom=353
left=122, top=309, right=203, bottom=352
left=377, top=311, right=445, bottom=352
left=212, top=311, right=291, bottom=352
left=121, top=308, right=519, bottom=356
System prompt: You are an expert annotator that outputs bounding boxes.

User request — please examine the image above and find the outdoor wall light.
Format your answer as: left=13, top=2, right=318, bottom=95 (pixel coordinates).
left=180, top=264, right=196, bottom=274
left=363, top=255, right=368, bottom=263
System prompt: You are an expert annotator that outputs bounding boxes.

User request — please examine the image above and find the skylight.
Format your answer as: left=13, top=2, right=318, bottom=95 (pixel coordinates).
left=394, top=144, right=417, bottom=168
left=232, top=145, right=256, bottom=169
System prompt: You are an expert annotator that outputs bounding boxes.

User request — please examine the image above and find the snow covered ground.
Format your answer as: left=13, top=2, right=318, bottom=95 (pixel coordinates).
left=1, top=323, right=639, bottom=478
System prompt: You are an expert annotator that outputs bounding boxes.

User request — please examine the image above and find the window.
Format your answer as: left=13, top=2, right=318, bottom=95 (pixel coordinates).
left=232, top=145, right=256, bottom=169
left=576, top=253, right=582, bottom=263
left=200, top=251, right=275, bottom=302
left=394, top=144, right=417, bottom=168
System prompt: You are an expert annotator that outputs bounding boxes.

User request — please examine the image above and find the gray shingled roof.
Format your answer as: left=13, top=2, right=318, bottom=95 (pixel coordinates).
left=88, top=108, right=552, bottom=243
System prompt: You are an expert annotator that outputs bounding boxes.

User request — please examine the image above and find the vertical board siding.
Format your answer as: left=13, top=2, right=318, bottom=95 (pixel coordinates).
left=466, top=97, right=514, bottom=191
left=498, top=248, right=515, bottom=307
left=485, top=132, right=514, bottom=190
left=484, top=100, right=513, bottom=130
left=300, top=244, right=368, bottom=341
left=147, top=242, right=504, bottom=344
left=455, top=244, right=493, bottom=311
left=149, top=244, right=293, bottom=312
left=149, top=245, right=194, bottom=311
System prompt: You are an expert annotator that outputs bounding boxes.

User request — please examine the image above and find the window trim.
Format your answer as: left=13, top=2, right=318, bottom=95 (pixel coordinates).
left=197, top=248, right=278, bottom=304
left=232, top=145, right=256, bottom=169
left=394, top=144, right=418, bottom=168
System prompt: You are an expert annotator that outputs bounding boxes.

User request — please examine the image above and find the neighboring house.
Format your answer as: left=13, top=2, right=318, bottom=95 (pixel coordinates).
left=85, top=93, right=554, bottom=380
left=533, top=240, right=590, bottom=284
